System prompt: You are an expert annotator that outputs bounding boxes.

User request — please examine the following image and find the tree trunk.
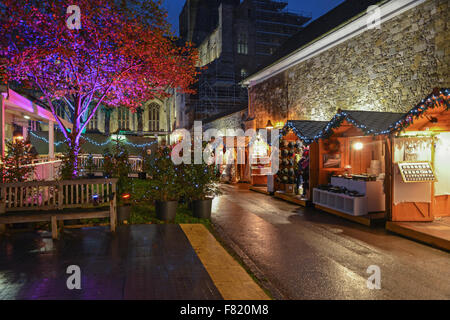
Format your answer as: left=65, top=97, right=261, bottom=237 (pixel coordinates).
left=66, top=130, right=81, bottom=178
left=137, top=108, right=143, bottom=133
left=104, top=109, right=111, bottom=135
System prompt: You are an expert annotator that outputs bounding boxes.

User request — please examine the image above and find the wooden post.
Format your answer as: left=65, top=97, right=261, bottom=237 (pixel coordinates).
left=48, top=121, right=54, bottom=160
left=0, top=186, right=6, bottom=234
left=51, top=215, right=58, bottom=239
left=110, top=188, right=117, bottom=232
left=0, top=94, right=5, bottom=159
left=385, top=135, right=394, bottom=221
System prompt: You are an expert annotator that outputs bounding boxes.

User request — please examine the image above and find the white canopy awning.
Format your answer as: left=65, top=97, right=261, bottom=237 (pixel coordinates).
left=1, top=88, right=72, bottom=129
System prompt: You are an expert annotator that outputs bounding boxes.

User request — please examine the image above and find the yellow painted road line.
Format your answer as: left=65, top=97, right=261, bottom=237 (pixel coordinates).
left=180, top=224, right=270, bottom=300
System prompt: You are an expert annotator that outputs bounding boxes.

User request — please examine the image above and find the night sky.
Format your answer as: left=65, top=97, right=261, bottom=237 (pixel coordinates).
left=162, top=0, right=346, bottom=35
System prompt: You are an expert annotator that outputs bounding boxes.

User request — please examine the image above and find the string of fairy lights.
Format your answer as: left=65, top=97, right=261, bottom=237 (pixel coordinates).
left=28, top=130, right=158, bottom=149
left=281, top=88, right=450, bottom=143
left=27, top=118, right=158, bottom=149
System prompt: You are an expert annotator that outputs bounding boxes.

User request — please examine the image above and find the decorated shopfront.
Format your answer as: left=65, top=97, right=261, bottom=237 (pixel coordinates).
left=386, top=88, right=450, bottom=222
left=311, top=110, right=405, bottom=224
left=275, top=120, right=328, bottom=205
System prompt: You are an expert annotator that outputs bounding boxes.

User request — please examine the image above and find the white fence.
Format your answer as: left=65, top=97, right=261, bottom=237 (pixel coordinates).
left=1, top=154, right=143, bottom=182
left=79, top=154, right=143, bottom=173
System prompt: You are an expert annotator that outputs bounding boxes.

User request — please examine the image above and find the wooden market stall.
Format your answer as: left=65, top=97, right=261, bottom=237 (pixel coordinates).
left=384, top=88, right=450, bottom=250
left=386, top=88, right=450, bottom=221
left=275, top=120, right=328, bottom=206
left=312, top=110, right=405, bottom=226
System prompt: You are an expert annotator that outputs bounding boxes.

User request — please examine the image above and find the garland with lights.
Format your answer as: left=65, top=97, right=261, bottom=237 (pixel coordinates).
left=29, top=131, right=157, bottom=149
left=391, top=87, right=449, bottom=134
left=280, top=88, right=449, bottom=143
left=279, top=122, right=315, bottom=145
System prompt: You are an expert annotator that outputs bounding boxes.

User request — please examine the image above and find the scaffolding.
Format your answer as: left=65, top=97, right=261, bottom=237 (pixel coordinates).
left=195, top=52, right=247, bottom=119
left=192, top=0, right=311, bottom=119
left=254, top=0, right=311, bottom=57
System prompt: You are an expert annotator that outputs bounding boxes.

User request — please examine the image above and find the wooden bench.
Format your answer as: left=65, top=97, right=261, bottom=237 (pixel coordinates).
left=0, top=178, right=118, bottom=239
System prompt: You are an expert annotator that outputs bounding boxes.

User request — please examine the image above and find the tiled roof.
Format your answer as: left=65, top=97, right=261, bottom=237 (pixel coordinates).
left=316, top=110, right=406, bottom=138
left=284, top=120, right=329, bottom=144
left=343, top=110, right=406, bottom=133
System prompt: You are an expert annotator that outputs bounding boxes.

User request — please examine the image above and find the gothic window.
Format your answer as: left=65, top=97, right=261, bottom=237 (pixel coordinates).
left=148, top=103, right=160, bottom=132
left=237, top=33, right=248, bottom=55
left=118, top=108, right=129, bottom=130
left=87, top=110, right=98, bottom=130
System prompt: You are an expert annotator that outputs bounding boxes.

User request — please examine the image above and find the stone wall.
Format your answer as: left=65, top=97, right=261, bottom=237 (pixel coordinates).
left=249, top=0, right=449, bottom=128
left=203, top=109, right=247, bottom=135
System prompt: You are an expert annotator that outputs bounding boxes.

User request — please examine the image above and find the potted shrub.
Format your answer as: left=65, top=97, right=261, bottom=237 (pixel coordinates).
left=184, top=154, right=221, bottom=219
left=104, top=139, right=133, bottom=222
left=146, top=145, right=183, bottom=221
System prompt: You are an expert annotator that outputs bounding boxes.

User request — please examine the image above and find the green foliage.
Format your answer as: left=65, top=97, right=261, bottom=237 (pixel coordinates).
left=102, top=138, right=132, bottom=196
left=102, top=149, right=114, bottom=178
left=85, top=153, right=96, bottom=175
left=145, top=145, right=185, bottom=201
left=184, top=160, right=221, bottom=201
left=1, top=139, right=37, bottom=182
left=132, top=179, right=154, bottom=203
left=141, top=147, right=153, bottom=173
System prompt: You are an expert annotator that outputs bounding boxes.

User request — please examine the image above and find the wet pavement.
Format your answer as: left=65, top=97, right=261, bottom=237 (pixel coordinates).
left=0, top=225, right=221, bottom=300
left=212, top=184, right=450, bottom=300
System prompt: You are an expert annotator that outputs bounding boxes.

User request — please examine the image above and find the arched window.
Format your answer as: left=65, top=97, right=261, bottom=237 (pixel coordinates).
left=148, top=103, right=160, bottom=132
left=118, top=108, right=129, bottom=130
left=87, top=110, right=98, bottom=131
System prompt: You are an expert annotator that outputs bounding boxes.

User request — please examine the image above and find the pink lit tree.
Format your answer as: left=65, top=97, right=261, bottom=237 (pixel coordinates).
left=0, top=0, right=198, bottom=176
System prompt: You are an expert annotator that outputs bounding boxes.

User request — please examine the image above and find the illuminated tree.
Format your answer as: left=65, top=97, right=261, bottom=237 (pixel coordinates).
left=0, top=0, right=199, bottom=175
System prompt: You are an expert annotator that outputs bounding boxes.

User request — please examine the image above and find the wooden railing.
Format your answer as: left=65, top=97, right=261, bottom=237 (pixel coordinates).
left=0, top=159, right=62, bottom=181
left=0, top=178, right=117, bottom=212
left=79, top=154, right=143, bottom=173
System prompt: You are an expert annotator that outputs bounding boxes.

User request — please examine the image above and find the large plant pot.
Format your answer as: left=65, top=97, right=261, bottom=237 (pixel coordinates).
left=118, top=205, right=132, bottom=222
left=193, top=198, right=213, bottom=219
left=155, top=200, right=177, bottom=221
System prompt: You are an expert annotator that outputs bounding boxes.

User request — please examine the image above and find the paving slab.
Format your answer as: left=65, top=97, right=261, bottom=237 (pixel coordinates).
left=0, top=224, right=222, bottom=300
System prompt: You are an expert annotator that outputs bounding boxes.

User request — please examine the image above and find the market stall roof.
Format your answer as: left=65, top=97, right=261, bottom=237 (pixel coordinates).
left=390, top=88, right=450, bottom=133
left=283, top=120, right=329, bottom=145
left=317, top=109, right=406, bottom=139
